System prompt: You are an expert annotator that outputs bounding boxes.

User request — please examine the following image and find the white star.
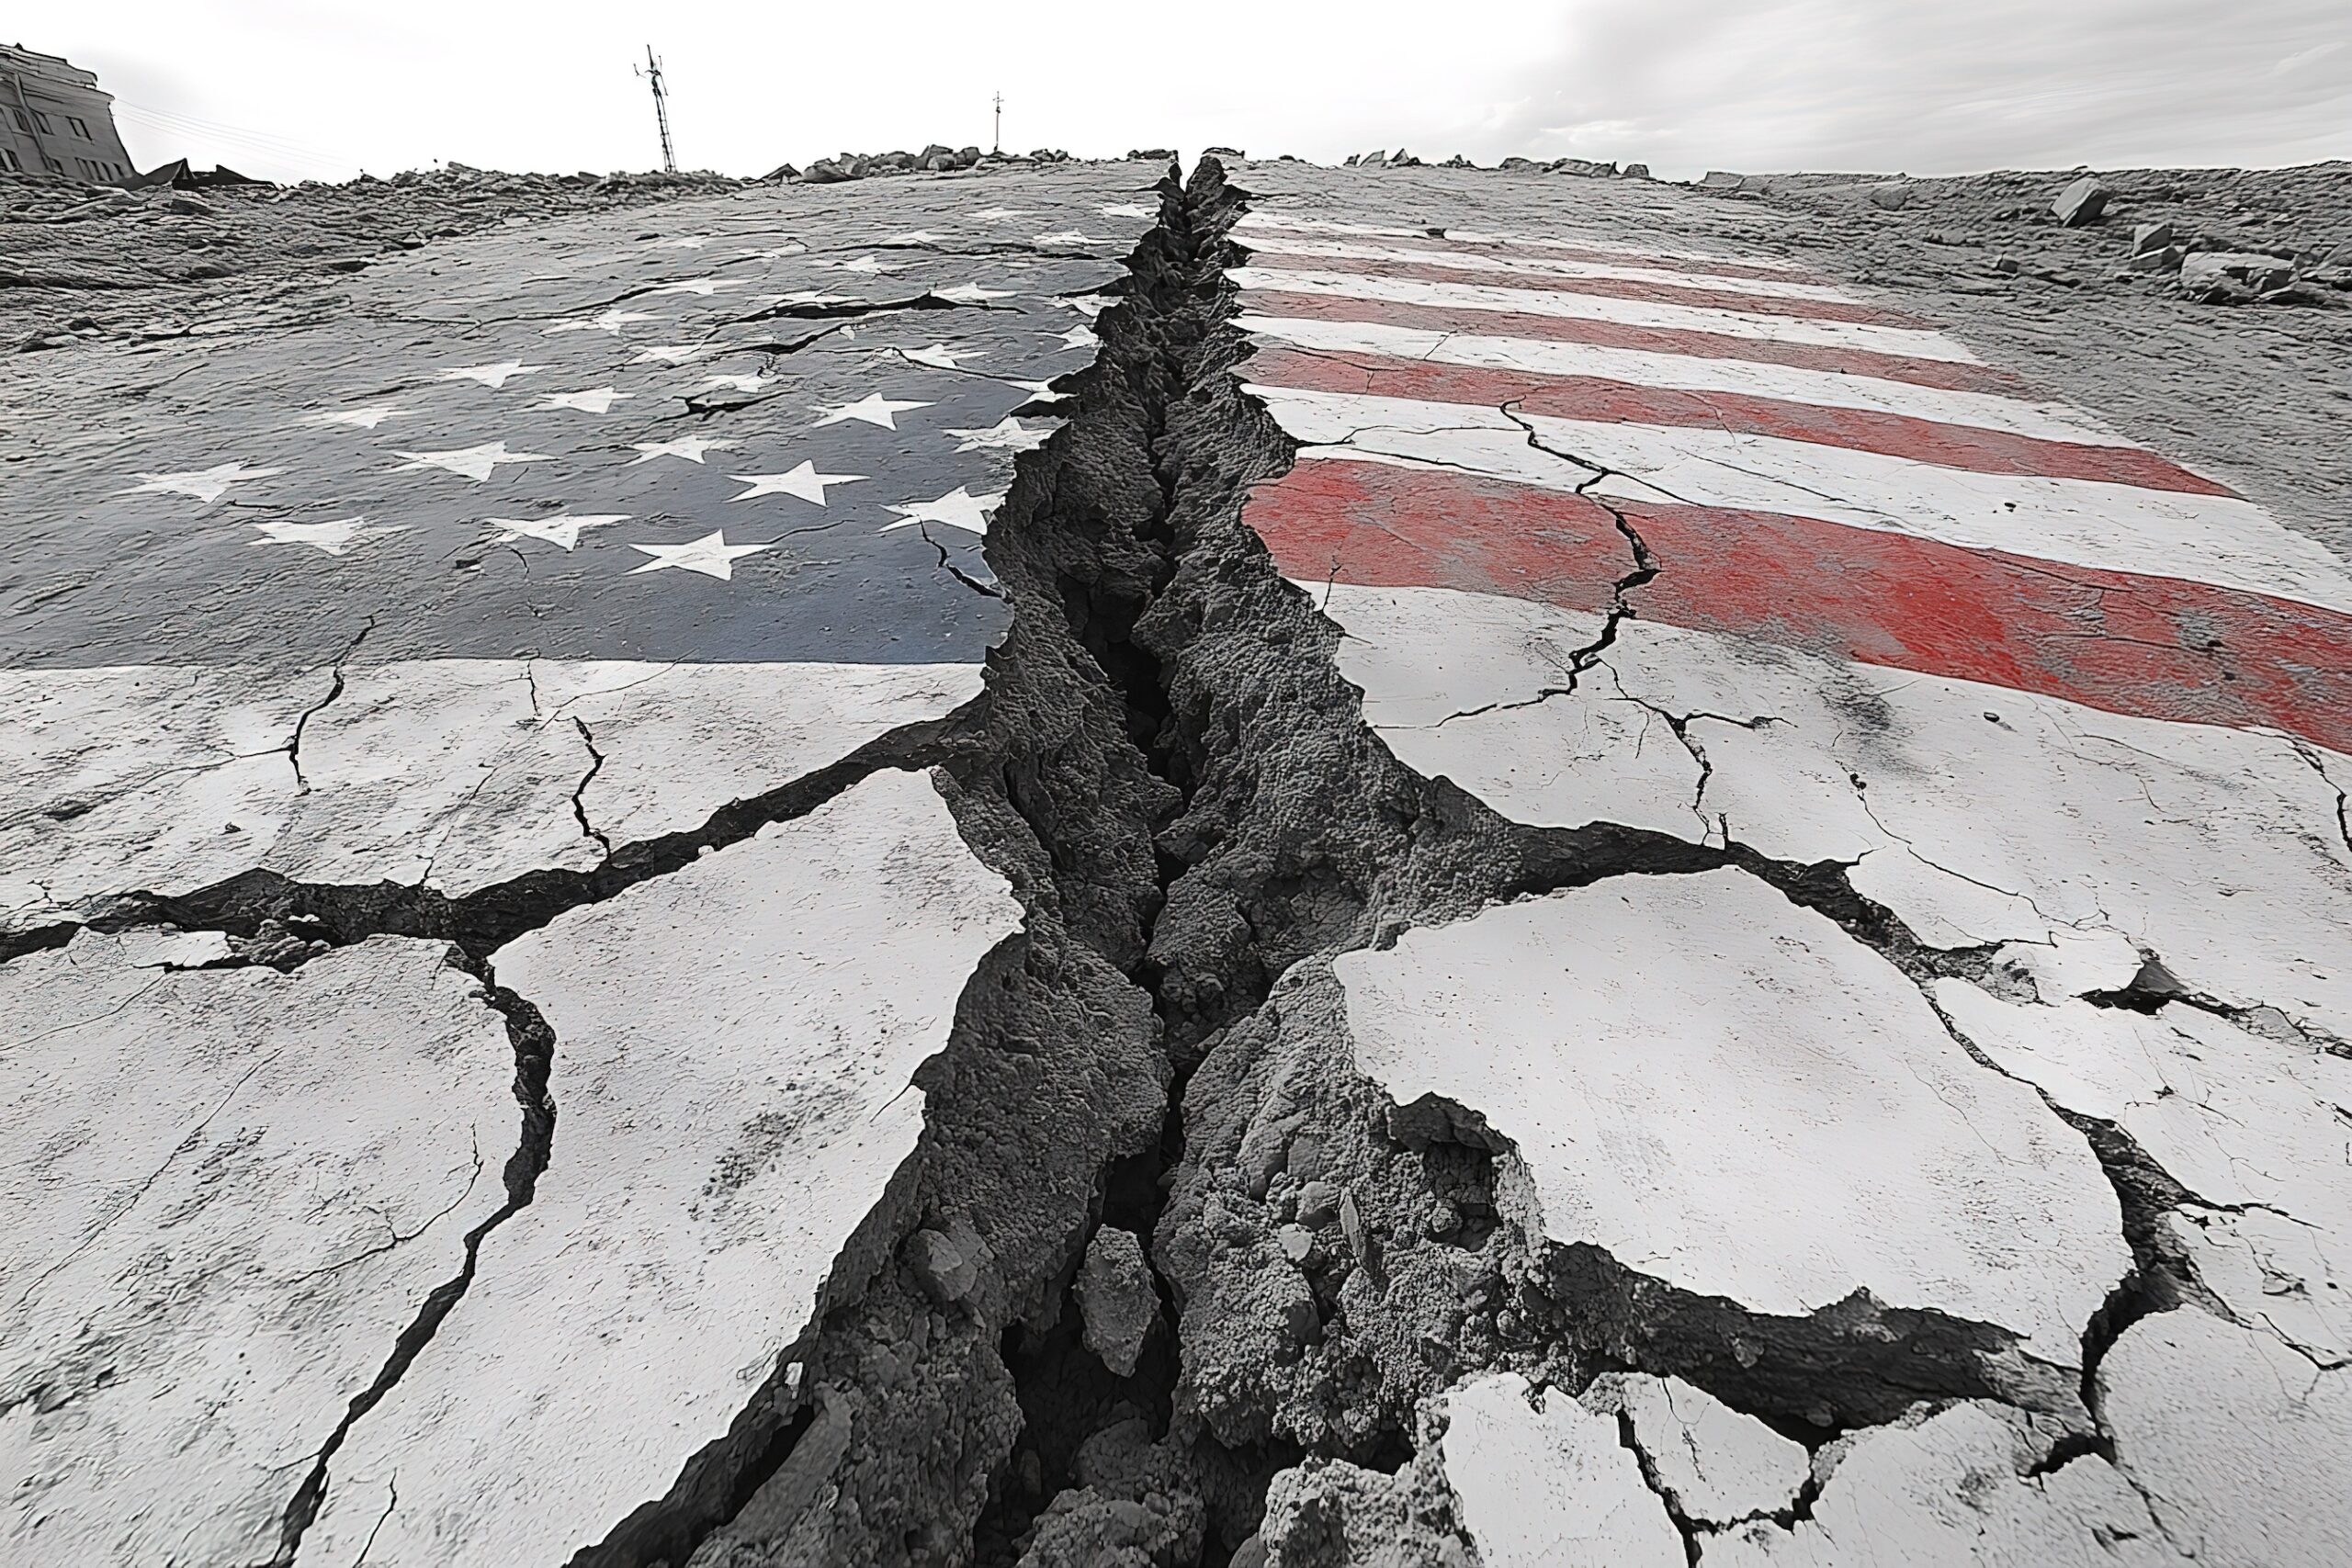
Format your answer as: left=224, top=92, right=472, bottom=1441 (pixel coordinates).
left=886, top=231, right=946, bottom=244
left=544, top=309, right=662, bottom=334
left=633, top=343, right=722, bottom=365
left=967, top=207, right=1033, bottom=221
left=1033, top=230, right=1096, bottom=245
left=1099, top=202, right=1155, bottom=219
left=119, top=462, right=282, bottom=503
left=627, top=436, right=738, bottom=465
left=440, top=360, right=541, bottom=388
left=650, top=277, right=740, bottom=295
left=543, top=387, right=634, bottom=414
left=729, top=461, right=866, bottom=504
left=628, top=530, right=771, bottom=581
left=899, top=343, right=982, bottom=370
left=1054, top=324, right=1101, bottom=352
left=883, top=486, right=1002, bottom=536
left=249, top=516, right=403, bottom=556
left=391, top=441, right=554, bottom=482
left=700, top=373, right=774, bottom=392
left=813, top=392, right=932, bottom=429
left=934, top=282, right=1014, bottom=303
left=302, top=405, right=412, bottom=429
left=486, top=513, right=628, bottom=550
left=646, top=235, right=712, bottom=249
left=944, top=417, right=1050, bottom=453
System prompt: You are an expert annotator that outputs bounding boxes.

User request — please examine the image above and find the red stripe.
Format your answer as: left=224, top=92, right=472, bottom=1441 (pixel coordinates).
left=1240, top=288, right=2038, bottom=400
left=1240, top=247, right=1928, bottom=328
left=1246, top=348, right=2233, bottom=497
left=1241, top=223, right=1821, bottom=286
left=1246, top=458, right=2352, bottom=754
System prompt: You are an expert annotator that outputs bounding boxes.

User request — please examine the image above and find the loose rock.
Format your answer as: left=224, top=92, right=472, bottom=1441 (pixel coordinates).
left=1075, top=1225, right=1158, bottom=1376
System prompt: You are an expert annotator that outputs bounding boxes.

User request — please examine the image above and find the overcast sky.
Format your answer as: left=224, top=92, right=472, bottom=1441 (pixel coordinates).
left=35, top=0, right=2349, bottom=184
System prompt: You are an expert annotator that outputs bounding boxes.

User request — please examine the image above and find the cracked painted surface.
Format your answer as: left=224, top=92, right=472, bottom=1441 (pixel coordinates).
left=1439, top=1371, right=1686, bottom=1568
left=1336, top=870, right=2128, bottom=1366
left=294, top=768, right=1021, bottom=1565
left=1, top=935, right=517, bottom=1567
left=9, top=153, right=2350, bottom=1564
left=1223, top=164, right=2352, bottom=1563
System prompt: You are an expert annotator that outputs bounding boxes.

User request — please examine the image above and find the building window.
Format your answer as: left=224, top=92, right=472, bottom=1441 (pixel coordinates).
left=8, top=108, right=25, bottom=133
left=67, top=115, right=90, bottom=138
left=31, top=110, right=51, bottom=134
left=1, top=150, right=17, bottom=171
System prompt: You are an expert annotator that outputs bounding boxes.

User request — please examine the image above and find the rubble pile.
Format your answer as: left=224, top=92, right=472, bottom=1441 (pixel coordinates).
left=1711, top=161, right=2352, bottom=308
left=0, top=163, right=758, bottom=348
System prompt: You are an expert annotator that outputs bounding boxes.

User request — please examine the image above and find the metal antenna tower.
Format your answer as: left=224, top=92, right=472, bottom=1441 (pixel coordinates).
left=992, top=92, right=1003, bottom=154
left=637, top=46, right=678, bottom=174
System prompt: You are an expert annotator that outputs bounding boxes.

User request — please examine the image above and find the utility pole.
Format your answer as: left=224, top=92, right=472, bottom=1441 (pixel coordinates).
left=636, top=47, right=677, bottom=175
left=992, top=92, right=1002, bottom=154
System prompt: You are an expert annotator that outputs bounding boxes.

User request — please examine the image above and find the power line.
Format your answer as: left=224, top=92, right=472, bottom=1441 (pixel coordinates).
left=635, top=47, right=676, bottom=175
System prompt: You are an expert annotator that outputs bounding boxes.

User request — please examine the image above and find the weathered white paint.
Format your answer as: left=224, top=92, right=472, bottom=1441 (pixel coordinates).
left=296, top=767, right=1022, bottom=1566
left=1585, top=1373, right=1811, bottom=1528
left=1335, top=870, right=2127, bottom=1362
left=1439, top=1372, right=1686, bottom=1568
left=1702, top=1402, right=2185, bottom=1566
left=0, top=935, right=518, bottom=1568
left=1229, top=267, right=1974, bottom=363
left=1317, top=583, right=2352, bottom=1045
left=1236, top=312, right=2120, bottom=442
left=2099, top=1308, right=2352, bottom=1567
left=1253, top=400, right=2352, bottom=615
left=1238, top=234, right=1863, bottom=303
left=1935, top=984, right=2352, bottom=1363
left=1234, top=210, right=1817, bottom=275
left=0, top=658, right=982, bottom=926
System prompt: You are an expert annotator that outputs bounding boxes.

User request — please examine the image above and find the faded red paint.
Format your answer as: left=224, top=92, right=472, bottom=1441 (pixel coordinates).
left=1245, top=348, right=2235, bottom=498
left=1238, top=246, right=1928, bottom=328
left=1247, top=457, right=2352, bottom=754
left=1238, top=288, right=2038, bottom=400
left=1238, top=222, right=1825, bottom=287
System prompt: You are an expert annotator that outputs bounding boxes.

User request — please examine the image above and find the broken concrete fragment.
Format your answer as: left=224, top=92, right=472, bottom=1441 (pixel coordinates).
left=1708, top=1401, right=2183, bottom=1565
left=1076, top=1224, right=1157, bottom=1375
left=2124, top=243, right=2184, bottom=273
left=1585, top=1372, right=1810, bottom=1527
left=2099, top=1307, right=2352, bottom=1567
left=1336, top=870, right=2129, bottom=1368
left=1701, top=170, right=1746, bottom=189
left=1933, top=983, right=2352, bottom=1363
left=1864, top=182, right=1911, bottom=210
left=0, top=935, right=521, bottom=1568
left=2132, top=220, right=2176, bottom=254
left=292, top=770, right=1023, bottom=1565
left=1276, top=1223, right=1317, bottom=1265
left=2179, top=249, right=2297, bottom=298
left=2052, top=174, right=2109, bottom=225
left=1441, top=1372, right=1685, bottom=1567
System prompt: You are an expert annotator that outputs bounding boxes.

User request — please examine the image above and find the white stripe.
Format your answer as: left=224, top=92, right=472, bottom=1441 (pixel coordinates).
left=0, top=658, right=981, bottom=924
left=1245, top=386, right=2352, bottom=615
left=1237, top=312, right=2118, bottom=444
left=1235, top=209, right=1814, bottom=274
left=1240, top=233, right=1861, bottom=303
left=1232, top=266, right=1977, bottom=365
left=1314, top=580, right=2352, bottom=1040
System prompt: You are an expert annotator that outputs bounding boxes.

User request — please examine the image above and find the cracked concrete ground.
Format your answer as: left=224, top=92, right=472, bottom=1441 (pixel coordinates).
left=5, top=153, right=2349, bottom=1567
